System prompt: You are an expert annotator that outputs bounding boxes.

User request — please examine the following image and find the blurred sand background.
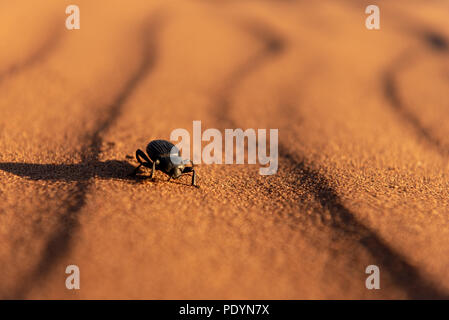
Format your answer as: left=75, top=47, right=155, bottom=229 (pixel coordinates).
left=1, top=0, right=449, bottom=299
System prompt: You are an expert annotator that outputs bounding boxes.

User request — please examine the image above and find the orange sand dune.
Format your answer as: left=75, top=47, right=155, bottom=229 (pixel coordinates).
left=0, top=0, right=449, bottom=299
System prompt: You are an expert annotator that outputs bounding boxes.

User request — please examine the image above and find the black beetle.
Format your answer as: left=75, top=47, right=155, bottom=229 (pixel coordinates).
left=130, top=139, right=198, bottom=187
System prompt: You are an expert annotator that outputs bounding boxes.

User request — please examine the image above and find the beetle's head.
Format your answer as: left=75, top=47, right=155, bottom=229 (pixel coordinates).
left=172, top=163, right=185, bottom=179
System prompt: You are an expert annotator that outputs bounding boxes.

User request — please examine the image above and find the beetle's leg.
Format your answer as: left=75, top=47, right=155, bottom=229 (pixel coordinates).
left=181, top=166, right=198, bottom=187
left=130, top=149, right=153, bottom=176
left=150, top=161, right=156, bottom=179
left=129, top=164, right=142, bottom=176
left=136, top=149, right=152, bottom=165
left=150, top=159, right=160, bottom=179
left=192, top=169, right=197, bottom=187
left=182, top=167, right=193, bottom=173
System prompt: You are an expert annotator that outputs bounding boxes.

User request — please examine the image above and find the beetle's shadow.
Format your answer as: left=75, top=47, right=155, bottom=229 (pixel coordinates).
left=0, top=160, right=148, bottom=183
left=0, top=160, right=197, bottom=186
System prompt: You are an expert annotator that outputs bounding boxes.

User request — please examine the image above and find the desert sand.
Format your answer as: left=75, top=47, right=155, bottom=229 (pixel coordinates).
left=0, top=0, right=449, bottom=299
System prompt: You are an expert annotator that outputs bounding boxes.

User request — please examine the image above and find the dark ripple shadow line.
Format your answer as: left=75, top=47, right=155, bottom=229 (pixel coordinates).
left=280, top=148, right=449, bottom=299
left=215, top=18, right=285, bottom=128
left=215, top=15, right=449, bottom=298
left=383, top=31, right=449, bottom=157
left=420, top=30, right=449, bottom=51
left=0, top=22, right=63, bottom=85
left=7, top=13, right=165, bottom=299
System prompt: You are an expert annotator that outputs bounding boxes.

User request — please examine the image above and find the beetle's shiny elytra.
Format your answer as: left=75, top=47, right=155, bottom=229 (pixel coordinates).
left=130, top=139, right=198, bottom=187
